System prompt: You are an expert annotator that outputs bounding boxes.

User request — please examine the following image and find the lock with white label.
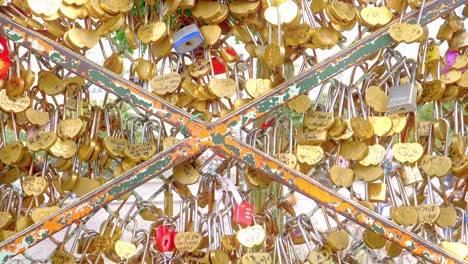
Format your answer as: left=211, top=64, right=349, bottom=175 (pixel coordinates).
left=173, top=24, right=205, bottom=54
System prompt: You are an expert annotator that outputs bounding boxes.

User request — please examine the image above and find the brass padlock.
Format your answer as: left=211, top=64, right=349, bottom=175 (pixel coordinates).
left=367, top=181, right=387, bottom=203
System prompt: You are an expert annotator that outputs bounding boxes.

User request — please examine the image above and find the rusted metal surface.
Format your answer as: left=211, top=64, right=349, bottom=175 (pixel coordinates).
left=215, top=0, right=466, bottom=132
left=214, top=138, right=466, bottom=264
left=0, top=138, right=204, bottom=261
left=0, top=15, right=206, bottom=134
left=0, top=0, right=465, bottom=262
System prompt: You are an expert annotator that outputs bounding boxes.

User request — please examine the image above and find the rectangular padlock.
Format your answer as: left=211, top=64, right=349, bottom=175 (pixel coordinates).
left=296, top=125, right=328, bottom=144
left=173, top=24, right=204, bottom=54
left=368, top=182, right=387, bottom=203
left=232, top=200, right=254, bottom=227
left=387, top=82, right=417, bottom=114
left=399, top=164, right=423, bottom=186
left=221, top=176, right=255, bottom=227
left=387, top=60, right=417, bottom=114
left=219, top=46, right=240, bottom=63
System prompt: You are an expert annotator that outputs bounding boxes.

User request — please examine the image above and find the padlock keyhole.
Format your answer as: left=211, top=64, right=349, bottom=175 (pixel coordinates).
left=163, top=235, right=170, bottom=247
left=185, top=41, right=192, bottom=46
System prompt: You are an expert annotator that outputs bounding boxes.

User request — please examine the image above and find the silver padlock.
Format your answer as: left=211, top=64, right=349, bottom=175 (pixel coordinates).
left=173, top=24, right=204, bottom=54
left=387, top=59, right=417, bottom=114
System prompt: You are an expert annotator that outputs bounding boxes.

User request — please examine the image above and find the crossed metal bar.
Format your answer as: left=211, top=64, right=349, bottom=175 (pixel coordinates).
left=0, top=0, right=465, bottom=262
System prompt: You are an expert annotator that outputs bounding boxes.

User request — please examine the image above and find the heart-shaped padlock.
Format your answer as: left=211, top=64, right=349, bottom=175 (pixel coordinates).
left=155, top=225, right=177, bottom=252
left=0, top=37, right=12, bottom=80
left=211, top=57, right=226, bottom=75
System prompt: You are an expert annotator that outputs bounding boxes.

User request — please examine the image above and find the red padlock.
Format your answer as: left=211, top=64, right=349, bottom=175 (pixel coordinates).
left=232, top=200, right=254, bottom=227
left=211, top=57, right=226, bottom=75
left=154, top=225, right=177, bottom=252
left=0, top=37, right=12, bottom=80
left=261, top=117, right=275, bottom=130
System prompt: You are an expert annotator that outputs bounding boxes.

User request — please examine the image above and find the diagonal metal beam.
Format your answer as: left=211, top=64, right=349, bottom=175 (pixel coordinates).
left=0, top=0, right=464, bottom=262
left=0, top=15, right=206, bottom=134
left=214, top=0, right=465, bottom=134
left=215, top=137, right=466, bottom=264
left=0, top=138, right=205, bottom=261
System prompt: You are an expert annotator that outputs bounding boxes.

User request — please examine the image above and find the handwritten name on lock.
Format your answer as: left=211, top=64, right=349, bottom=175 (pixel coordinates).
left=242, top=253, right=273, bottom=264
left=0, top=90, right=30, bottom=113
left=305, top=111, right=334, bottom=130
left=125, top=143, right=155, bottom=158
left=184, top=251, right=209, bottom=264
left=297, top=127, right=327, bottom=143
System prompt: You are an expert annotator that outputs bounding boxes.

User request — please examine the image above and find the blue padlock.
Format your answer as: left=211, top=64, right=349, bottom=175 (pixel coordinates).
left=173, top=24, right=205, bottom=54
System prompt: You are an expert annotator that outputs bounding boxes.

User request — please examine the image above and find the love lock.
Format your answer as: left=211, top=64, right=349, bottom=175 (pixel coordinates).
left=0, top=37, right=12, bottom=79
left=232, top=200, right=254, bottom=227
left=211, top=56, right=226, bottom=75
left=173, top=24, right=204, bottom=54
left=154, top=225, right=177, bottom=252
left=223, top=176, right=255, bottom=227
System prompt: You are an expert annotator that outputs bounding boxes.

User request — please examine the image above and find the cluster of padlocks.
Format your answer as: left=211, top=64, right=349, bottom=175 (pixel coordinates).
left=0, top=0, right=466, bottom=263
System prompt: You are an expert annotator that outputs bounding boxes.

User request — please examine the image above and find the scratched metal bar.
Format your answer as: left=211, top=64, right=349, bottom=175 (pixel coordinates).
left=215, top=138, right=465, bottom=264
left=0, top=138, right=205, bottom=262
left=214, top=0, right=465, bottom=133
left=0, top=14, right=206, bottom=134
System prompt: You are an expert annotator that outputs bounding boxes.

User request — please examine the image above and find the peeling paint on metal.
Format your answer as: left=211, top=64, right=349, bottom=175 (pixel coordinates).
left=405, top=241, right=416, bottom=251
left=88, top=70, right=152, bottom=108
left=30, top=39, right=45, bottom=52
left=24, top=236, right=34, bottom=244
left=211, top=133, right=225, bottom=146
left=264, top=165, right=284, bottom=178
left=371, top=222, right=385, bottom=235
left=71, top=60, right=79, bottom=69
left=226, top=144, right=240, bottom=157
left=227, top=120, right=239, bottom=130
left=240, top=113, right=257, bottom=127
left=423, top=252, right=436, bottom=262
left=257, top=84, right=301, bottom=114
left=386, top=231, right=394, bottom=239
left=242, top=153, right=255, bottom=166
left=4, top=27, right=23, bottom=42
left=49, top=51, right=66, bottom=64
